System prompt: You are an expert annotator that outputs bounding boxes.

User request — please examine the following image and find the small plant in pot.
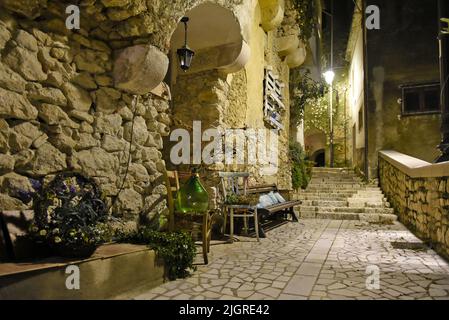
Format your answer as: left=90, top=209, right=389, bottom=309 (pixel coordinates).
left=29, top=172, right=109, bottom=259
left=224, top=194, right=256, bottom=205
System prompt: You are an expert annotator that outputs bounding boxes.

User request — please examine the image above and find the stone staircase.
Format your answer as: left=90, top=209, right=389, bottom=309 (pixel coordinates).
left=293, top=167, right=397, bottom=223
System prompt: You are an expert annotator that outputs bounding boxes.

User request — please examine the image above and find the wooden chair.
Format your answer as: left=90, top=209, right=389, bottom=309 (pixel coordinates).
left=164, top=170, right=213, bottom=264
left=218, top=172, right=260, bottom=243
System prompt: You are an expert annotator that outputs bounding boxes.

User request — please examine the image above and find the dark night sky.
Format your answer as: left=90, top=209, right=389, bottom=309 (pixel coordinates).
left=322, top=0, right=355, bottom=69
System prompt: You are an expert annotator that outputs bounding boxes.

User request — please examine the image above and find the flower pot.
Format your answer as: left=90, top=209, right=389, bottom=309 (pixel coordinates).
left=52, top=243, right=97, bottom=259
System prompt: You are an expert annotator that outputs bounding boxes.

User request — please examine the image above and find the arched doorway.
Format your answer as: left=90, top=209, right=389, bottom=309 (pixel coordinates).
left=168, top=3, right=250, bottom=128
left=163, top=3, right=250, bottom=182
left=305, top=129, right=327, bottom=167
left=312, top=149, right=326, bottom=167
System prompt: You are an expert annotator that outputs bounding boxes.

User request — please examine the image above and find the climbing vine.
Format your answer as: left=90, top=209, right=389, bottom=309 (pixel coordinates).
left=292, top=0, right=318, bottom=41
left=290, top=69, right=327, bottom=128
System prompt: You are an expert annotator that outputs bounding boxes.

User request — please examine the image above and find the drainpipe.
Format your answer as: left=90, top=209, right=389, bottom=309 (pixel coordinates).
left=329, top=0, right=335, bottom=168
left=361, top=0, right=370, bottom=180
left=437, top=0, right=449, bottom=162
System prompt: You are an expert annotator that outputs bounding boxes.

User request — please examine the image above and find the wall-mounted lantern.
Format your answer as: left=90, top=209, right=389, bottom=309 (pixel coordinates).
left=177, top=17, right=195, bottom=71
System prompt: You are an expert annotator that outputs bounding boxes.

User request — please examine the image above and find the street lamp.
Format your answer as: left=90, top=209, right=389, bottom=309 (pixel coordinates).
left=323, top=70, right=335, bottom=167
left=177, top=17, right=195, bottom=71
left=323, top=70, right=335, bottom=85
left=323, top=0, right=335, bottom=168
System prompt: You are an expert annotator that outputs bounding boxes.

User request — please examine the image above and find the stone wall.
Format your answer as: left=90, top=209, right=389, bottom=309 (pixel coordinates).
left=379, top=153, right=449, bottom=259
left=366, top=0, right=441, bottom=178
left=166, top=0, right=294, bottom=192
left=0, top=1, right=176, bottom=230
left=0, top=0, right=298, bottom=230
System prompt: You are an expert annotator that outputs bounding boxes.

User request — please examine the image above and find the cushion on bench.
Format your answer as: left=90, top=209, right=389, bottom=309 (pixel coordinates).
left=273, top=192, right=286, bottom=203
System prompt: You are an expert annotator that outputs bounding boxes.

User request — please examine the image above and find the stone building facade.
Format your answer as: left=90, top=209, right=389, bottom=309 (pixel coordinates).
left=346, top=0, right=442, bottom=178
left=0, top=0, right=306, bottom=230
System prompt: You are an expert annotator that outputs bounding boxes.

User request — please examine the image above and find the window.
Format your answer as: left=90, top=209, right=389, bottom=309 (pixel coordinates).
left=263, top=67, right=285, bottom=131
left=401, top=83, right=441, bottom=115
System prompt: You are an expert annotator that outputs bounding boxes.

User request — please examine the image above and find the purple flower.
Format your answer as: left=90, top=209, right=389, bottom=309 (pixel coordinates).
left=29, top=178, right=42, bottom=191
left=17, top=190, right=32, bottom=204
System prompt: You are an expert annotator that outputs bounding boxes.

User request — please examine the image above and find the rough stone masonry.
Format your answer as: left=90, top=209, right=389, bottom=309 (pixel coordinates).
left=0, top=0, right=183, bottom=231
left=0, top=0, right=302, bottom=231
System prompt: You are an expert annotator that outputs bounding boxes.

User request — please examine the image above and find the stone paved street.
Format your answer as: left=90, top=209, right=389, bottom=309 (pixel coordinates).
left=132, top=219, right=449, bottom=300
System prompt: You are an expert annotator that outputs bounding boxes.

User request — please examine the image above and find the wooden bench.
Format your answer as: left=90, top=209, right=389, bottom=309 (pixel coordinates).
left=247, top=184, right=301, bottom=237
left=218, top=177, right=301, bottom=238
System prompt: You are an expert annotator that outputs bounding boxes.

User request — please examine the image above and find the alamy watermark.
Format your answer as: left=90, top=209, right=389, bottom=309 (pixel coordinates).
left=170, top=121, right=280, bottom=176
left=65, top=265, right=80, bottom=290
left=365, top=265, right=380, bottom=290
left=366, top=5, right=381, bottom=30
left=65, top=5, right=80, bottom=30
left=63, top=3, right=381, bottom=32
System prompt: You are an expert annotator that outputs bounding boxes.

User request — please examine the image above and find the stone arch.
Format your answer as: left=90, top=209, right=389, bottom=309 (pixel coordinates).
left=169, top=2, right=250, bottom=80
left=167, top=2, right=250, bottom=130
left=311, top=149, right=326, bottom=167
left=305, top=130, right=327, bottom=164
left=164, top=2, right=253, bottom=195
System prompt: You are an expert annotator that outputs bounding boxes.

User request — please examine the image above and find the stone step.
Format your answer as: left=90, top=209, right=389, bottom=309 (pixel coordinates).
left=315, top=212, right=360, bottom=220
left=308, top=184, right=365, bottom=188
left=301, top=206, right=391, bottom=213
left=306, top=188, right=381, bottom=193
left=311, top=167, right=353, bottom=173
left=298, top=206, right=317, bottom=213
left=310, top=177, right=360, bottom=181
left=295, top=196, right=350, bottom=201
left=300, top=200, right=348, bottom=207
left=297, top=193, right=353, bottom=198
left=309, top=181, right=363, bottom=184
left=312, top=212, right=397, bottom=223
left=359, top=213, right=398, bottom=223
left=347, top=202, right=389, bottom=209
left=298, top=205, right=394, bottom=214
left=348, top=198, right=389, bottom=204
left=333, top=207, right=394, bottom=214
left=299, top=167, right=393, bottom=222
left=312, top=175, right=363, bottom=181
left=306, top=188, right=373, bottom=193
left=298, top=194, right=356, bottom=199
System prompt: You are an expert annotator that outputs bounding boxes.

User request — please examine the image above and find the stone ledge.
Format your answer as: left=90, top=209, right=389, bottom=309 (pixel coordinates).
left=379, top=150, right=449, bottom=178
left=0, top=243, right=165, bottom=299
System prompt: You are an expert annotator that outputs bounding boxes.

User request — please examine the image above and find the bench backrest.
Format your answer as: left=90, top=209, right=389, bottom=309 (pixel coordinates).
left=246, top=184, right=278, bottom=194
left=218, top=172, right=250, bottom=199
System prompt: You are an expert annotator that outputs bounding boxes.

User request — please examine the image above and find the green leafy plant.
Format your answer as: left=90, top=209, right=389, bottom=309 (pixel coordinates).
left=292, top=0, right=318, bottom=41
left=29, top=172, right=109, bottom=257
left=118, top=228, right=197, bottom=281
left=289, top=141, right=314, bottom=190
left=224, top=194, right=255, bottom=205
left=290, top=69, right=326, bottom=127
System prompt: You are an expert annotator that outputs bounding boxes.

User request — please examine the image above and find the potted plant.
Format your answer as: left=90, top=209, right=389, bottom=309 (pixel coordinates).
left=224, top=194, right=254, bottom=205
left=30, top=172, right=109, bottom=258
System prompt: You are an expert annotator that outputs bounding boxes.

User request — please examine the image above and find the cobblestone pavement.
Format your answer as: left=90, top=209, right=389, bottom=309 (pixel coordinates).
left=133, top=219, right=449, bottom=300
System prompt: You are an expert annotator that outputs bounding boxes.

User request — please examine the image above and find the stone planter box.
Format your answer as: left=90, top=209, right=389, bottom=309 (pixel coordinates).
left=0, top=243, right=164, bottom=299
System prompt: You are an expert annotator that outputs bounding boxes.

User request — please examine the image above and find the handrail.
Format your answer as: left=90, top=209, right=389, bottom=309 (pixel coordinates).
left=379, top=150, right=449, bottom=178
